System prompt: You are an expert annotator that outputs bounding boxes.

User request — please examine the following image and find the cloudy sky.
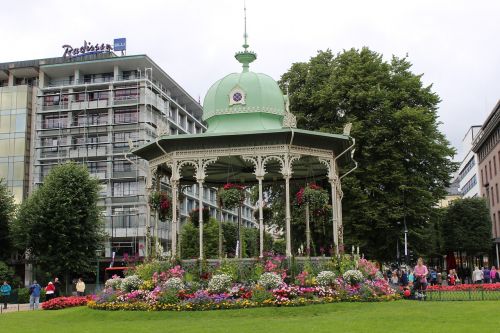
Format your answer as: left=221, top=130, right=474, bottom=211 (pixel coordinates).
left=1, top=0, right=499, bottom=157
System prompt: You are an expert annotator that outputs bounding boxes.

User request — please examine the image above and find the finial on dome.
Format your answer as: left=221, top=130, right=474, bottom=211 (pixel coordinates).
left=235, top=0, right=256, bottom=72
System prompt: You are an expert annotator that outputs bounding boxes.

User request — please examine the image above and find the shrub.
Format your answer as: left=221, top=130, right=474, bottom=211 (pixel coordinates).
left=258, top=272, right=282, bottom=290
left=164, top=277, right=184, bottom=291
left=121, top=275, right=143, bottom=292
left=158, top=289, right=179, bottom=305
left=207, top=274, right=232, bottom=294
left=134, top=261, right=172, bottom=281
left=215, top=260, right=239, bottom=281
left=14, top=288, right=46, bottom=303
left=343, top=270, right=364, bottom=285
left=251, top=287, right=273, bottom=303
left=316, top=271, right=337, bottom=287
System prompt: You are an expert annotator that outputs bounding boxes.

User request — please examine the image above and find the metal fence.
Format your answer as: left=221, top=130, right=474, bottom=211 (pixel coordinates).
left=426, top=290, right=500, bottom=301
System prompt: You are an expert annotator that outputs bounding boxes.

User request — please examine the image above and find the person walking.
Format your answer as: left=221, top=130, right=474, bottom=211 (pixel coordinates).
left=490, top=266, right=498, bottom=283
left=472, top=267, right=484, bottom=284
left=1, top=281, right=11, bottom=309
left=53, top=277, right=62, bottom=297
left=76, top=278, right=85, bottom=296
left=483, top=267, right=491, bottom=284
left=29, top=280, right=42, bottom=310
left=45, top=282, right=55, bottom=301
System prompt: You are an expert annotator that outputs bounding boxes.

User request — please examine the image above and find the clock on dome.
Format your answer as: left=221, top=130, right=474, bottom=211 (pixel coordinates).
left=229, top=86, right=246, bottom=106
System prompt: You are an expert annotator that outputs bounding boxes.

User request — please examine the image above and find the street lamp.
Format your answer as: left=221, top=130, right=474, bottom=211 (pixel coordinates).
left=95, top=249, right=103, bottom=293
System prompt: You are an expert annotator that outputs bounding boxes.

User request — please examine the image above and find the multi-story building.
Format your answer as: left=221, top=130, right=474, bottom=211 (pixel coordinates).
left=456, top=126, right=481, bottom=198
left=472, top=100, right=500, bottom=266
left=0, top=51, right=255, bottom=261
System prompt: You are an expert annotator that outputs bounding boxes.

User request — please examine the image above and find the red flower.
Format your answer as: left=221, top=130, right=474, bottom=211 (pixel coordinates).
left=42, top=296, right=88, bottom=310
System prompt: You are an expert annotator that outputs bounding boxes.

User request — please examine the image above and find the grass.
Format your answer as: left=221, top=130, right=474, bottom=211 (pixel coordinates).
left=2, top=301, right=500, bottom=333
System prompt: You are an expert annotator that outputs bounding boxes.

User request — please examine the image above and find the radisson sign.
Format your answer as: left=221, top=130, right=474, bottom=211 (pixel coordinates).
left=62, top=40, right=113, bottom=58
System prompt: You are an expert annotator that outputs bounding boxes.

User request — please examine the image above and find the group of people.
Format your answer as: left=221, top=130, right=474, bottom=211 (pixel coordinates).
left=387, top=258, right=435, bottom=288
left=472, top=266, right=499, bottom=284
left=27, top=278, right=61, bottom=310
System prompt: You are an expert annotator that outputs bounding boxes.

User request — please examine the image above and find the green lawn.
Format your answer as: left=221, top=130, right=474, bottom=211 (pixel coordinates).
left=2, top=301, right=499, bottom=333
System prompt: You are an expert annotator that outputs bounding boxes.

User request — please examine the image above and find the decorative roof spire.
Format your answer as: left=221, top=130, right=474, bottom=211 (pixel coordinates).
left=235, top=0, right=256, bottom=72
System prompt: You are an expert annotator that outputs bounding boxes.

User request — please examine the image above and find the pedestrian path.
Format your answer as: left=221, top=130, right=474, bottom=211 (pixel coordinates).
left=0, top=304, right=38, bottom=314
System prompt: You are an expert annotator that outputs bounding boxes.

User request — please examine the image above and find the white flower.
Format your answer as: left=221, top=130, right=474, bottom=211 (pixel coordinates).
left=207, top=274, right=233, bottom=294
left=316, top=271, right=337, bottom=287
left=258, top=272, right=282, bottom=290
left=343, top=270, right=364, bottom=285
left=104, top=276, right=123, bottom=290
left=120, top=275, right=143, bottom=292
left=164, top=277, right=185, bottom=291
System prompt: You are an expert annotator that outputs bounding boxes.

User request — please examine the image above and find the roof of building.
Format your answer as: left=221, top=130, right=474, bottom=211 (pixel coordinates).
left=472, top=100, right=500, bottom=152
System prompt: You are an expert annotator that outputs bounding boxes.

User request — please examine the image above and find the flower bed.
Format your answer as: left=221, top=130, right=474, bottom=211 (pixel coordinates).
left=424, top=283, right=500, bottom=301
left=42, top=296, right=89, bottom=310
left=88, top=257, right=400, bottom=312
left=427, top=283, right=500, bottom=291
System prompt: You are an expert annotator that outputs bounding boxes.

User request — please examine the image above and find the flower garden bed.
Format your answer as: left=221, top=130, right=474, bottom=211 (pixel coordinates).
left=42, top=296, right=89, bottom=310
left=424, top=283, right=500, bottom=301
left=88, top=256, right=400, bottom=312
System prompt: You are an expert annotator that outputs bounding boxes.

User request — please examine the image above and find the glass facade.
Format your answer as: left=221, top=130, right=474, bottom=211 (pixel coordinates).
left=0, top=85, right=31, bottom=203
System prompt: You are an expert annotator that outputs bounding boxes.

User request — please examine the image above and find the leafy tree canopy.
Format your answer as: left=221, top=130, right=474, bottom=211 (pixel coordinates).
left=279, top=48, right=456, bottom=261
left=10, top=162, right=105, bottom=276
left=442, top=198, right=491, bottom=254
left=0, top=178, right=16, bottom=260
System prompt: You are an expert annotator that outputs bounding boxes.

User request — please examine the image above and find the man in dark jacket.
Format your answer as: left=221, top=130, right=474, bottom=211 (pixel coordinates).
left=54, top=277, right=62, bottom=297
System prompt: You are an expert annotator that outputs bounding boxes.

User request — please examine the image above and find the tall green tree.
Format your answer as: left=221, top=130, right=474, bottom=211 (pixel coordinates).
left=11, top=162, right=104, bottom=278
left=279, top=48, right=456, bottom=261
left=442, top=198, right=491, bottom=255
left=0, top=178, right=16, bottom=261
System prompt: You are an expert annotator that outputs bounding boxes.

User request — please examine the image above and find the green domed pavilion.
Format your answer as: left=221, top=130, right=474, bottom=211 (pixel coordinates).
left=132, top=27, right=356, bottom=260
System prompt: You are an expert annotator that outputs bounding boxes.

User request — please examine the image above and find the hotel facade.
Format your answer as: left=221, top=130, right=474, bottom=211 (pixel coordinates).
left=0, top=51, right=255, bottom=261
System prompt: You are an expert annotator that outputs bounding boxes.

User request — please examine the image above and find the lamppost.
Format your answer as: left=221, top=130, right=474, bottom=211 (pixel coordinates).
left=95, top=249, right=103, bottom=293
left=403, top=218, right=408, bottom=266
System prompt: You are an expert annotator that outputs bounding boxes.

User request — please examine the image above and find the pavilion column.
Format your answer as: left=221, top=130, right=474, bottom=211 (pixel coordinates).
left=170, top=178, right=179, bottom=259
left=337, top=190, right=344, bottom=252
left=329, top=178, right=339, bottom=255
left=284, top=174, right=292, bottom=257
left=305, top=203, right=311, bottom=256
left=198, top=179, right=205, bottom=260
left=257, top=175, right=264, bottom=258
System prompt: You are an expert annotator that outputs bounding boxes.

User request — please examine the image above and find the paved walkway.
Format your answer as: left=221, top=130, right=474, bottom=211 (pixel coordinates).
left=0, top=304, right=40, bottom=314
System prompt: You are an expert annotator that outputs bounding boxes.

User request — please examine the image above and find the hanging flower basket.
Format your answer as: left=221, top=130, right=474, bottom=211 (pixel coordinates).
left=295, top=184, right=329, bottom=210
left=149, top=191, right=171, bottom=221
left=218, top=183, right=246, bottom=209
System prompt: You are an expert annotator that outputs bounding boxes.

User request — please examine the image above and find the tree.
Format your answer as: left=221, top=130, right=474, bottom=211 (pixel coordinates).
left=279, top=48, right=456, bottom=261
left=442, top=198, right=491, bottom=255
left=0, top=178, right=16, bottom=260
left=11, top=162, right=104, bottom=279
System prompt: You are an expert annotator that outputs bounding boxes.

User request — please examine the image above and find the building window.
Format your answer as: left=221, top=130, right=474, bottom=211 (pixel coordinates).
left=113, top=160, right=133, bottom=172
left=43, top=115, right=67, bottom=129
left=495, top=156, right=497, bottom=176
left=494, top=213, right=497, bottom=237
left=114, top=88, right=139, bottom=101
left=486, top=166, right=489, bottom=183
left=492, top=186, right=495, bottom=206
left=112, top=181, right=138, bottom=197
left=88, top=161, right=106, bottom=175
left=490, top=161, right=493, bottom=180
left=113, top=131, right=139, bottom=147
left=88, top=90, right=109, bottom=101
left=114, top=109, right=138, bottom=124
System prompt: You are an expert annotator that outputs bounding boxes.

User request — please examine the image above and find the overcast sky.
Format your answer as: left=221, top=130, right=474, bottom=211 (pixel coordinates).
left=2, top=0, right=499, bottom=157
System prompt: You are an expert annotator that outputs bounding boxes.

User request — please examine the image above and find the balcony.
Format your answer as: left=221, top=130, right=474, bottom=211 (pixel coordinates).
left=69, top=146, right=107, bottom=158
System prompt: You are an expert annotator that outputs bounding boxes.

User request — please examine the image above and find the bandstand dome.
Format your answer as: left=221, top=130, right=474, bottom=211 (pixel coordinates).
left=131, top=26, right=356, bottom=259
